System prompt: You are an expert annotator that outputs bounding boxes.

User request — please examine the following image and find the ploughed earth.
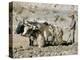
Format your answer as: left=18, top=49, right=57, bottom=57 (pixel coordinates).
left=10, top=34, right=78, bottom=58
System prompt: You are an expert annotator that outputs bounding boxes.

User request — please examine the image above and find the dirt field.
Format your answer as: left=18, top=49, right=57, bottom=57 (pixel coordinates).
left=10, top=34, right=77, bottom=58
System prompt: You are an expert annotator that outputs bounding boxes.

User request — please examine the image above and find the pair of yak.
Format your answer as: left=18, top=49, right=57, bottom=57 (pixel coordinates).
left=16, top=20, right=73, bottom=48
